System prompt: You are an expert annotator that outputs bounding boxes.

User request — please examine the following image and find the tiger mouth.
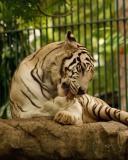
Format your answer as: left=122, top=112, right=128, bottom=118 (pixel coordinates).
left=66, top=91, right=75, bottom=99
left=61, top=82, right=75, bottom=99
left=65, top=88, right=75, bottom=99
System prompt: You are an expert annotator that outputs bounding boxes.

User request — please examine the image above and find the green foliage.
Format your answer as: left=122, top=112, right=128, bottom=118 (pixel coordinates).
left=1, top=0, right=65, bottom=24
left=0, top=101, right=12, bottom=119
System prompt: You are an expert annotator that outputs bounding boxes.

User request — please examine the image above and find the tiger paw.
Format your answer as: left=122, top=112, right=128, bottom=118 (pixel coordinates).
left=54, top=110, right=83, bottom=125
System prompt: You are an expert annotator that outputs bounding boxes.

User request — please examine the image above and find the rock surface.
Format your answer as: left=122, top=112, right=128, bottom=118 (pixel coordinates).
left=0, top=118, right=128, bottom=160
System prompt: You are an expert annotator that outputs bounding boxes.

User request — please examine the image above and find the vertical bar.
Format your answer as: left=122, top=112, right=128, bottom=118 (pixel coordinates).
left=3, top=3, right=7, bottom=104
left=103, top=0, right=107, bottom=102
left=40, top=23, right=42, bottom=47
left=33, top=29, right=36, bottom=52
left=90, top=0, right=94, bottom=96
left=77, top=0, right=80, bottom=42
left=123, top=0, right=128, bottom=111
left=83, top=0, right=86, bottom=48
left=45, top=0, right=48, bottom=44
left=3, top=33, right=7, bottom=102
left=116, top=0, right=121, bottom=109
left=0, top=36, right=1, bottom=104
left=21, top=31, right=24, bottom=60
left=70, top=0, right=73, bottom=33
left=40, top=29, right=42, bottom=47
left=64, top=1, right=67, bottom=34
left=27, top=30, right=30, bottom=55
left=51, top=0, right=55, bottom=42
left=9, top=33, right=12, bottom=54
left=110, top=2, right=115, bottom=107
left=46, top=16, right=48, bottom=44
left=97, top=0, right=100, bottom=98
left=58, top=4, right=60, bottom=41
left=15, top=32, right=18, bottom=66
left=52, top=18, right=55, bottom=42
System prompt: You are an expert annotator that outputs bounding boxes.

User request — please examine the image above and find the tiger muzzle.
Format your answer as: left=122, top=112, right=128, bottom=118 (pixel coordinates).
left=62, top=82, right=85, bottom=99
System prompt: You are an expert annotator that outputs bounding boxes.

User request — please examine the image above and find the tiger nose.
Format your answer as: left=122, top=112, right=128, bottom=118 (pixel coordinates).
left=78, top=87, right=85, bottom=95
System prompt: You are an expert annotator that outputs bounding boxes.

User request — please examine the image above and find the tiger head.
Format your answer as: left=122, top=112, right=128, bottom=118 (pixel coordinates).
left=52, top=31, right=94, bottom=99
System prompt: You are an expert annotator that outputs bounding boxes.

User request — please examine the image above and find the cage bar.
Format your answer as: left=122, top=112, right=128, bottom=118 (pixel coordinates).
left=0, top=0, right=128, bottom=113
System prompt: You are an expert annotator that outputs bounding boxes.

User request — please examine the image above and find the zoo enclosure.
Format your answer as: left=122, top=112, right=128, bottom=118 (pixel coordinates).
left=0, top=0, right=128, bottom=118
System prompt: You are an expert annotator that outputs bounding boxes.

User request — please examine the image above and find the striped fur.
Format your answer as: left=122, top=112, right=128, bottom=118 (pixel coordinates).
left=9, top=31, right=128, bottom=125
left=78, top=94, right=128, bottom=124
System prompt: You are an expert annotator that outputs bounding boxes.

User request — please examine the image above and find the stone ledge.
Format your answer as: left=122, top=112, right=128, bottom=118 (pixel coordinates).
left=0, top=118, right=128, bottom=160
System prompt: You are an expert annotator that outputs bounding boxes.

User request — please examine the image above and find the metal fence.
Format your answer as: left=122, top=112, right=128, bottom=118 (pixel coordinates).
left=0, top=0, right=128, bottom=117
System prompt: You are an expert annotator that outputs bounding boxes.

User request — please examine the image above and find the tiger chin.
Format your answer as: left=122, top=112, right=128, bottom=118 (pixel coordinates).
left=9, top=31, right=128, bottom=125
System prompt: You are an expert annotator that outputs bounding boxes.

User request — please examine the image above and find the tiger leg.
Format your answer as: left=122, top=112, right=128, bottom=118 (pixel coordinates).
left=78, top=94, right=128, bottom=125
left=16, top=96, right=82, bottom=124
left=40, top=96, right=83, bottom=125
left=18, top=96, right=73, bottom=119
left=54, top=97, right=83, bottom=125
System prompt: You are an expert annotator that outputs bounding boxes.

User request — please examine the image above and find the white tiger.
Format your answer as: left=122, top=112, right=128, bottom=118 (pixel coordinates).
left=9, top=31, right=128, bottom=125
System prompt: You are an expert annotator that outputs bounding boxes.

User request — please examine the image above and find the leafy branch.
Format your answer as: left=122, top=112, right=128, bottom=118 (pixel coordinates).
left=36, top=0, right=75, bottom=18
left=2, top=0, right=75, bottom=23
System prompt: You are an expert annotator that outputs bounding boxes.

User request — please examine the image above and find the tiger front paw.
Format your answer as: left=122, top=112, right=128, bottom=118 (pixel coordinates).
left=54, top=110, right=83, bottom=125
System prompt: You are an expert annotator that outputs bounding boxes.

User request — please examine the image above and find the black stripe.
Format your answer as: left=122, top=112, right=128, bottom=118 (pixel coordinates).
left=68, top=58, right=76, bottom=68
left=70, top=72, right=79, bottom=79
left=78, top=51, right=88, bottom=56
left=70, top=76, right=79, bottom=79
left=114, top=110, right=121, bottom=121
left=78, top=51, right=93, bottom=62
left=27, top=46, right=47, bottom=63
left=77, top=44, right=86, bottom=48
left=60, top=54, right=73, bottom=76
left=31, top=60, right=43, bottom=91
left=98, top=105, right=103, bottom=119
left=105, top=106, right=113, bottom=120
left=26, top=52, right=38, bottom=62
left=84, top=95, right=89, bottom=110
left=21, top=90, right=41, bottom=108
left=21, top=78, right=38, bottom=99
left=10, top=99, right=26, bottom=112
left=36, top=69, right=43, bottom=84
left=76, top=63, right=81, bottom=72
left=41, top=45, right=64, bottom=68
left=35, top=68, right=50, bottom=94
left=78, top=96, right=84, bottom=106
left=31, top=61, right=50, bottom=99
left=71, top=81, right=78, bottom=92
left=57, top=42, right=65, bottom=45
left=17, top=105, right=26, bottom=112
left=125, top=117, right=128, bottom=124
left=11, top=110, right=17, bottom=118
left=9, top=103, right=17, bottom=118
left=92, top=104, right=99, bottom=119
left=9, top=99, right=19, bottom=112
left=86, top=53, right=94, bottom=61
left=85, top=57, right=90, bottom=62
left=94, top=99, right=103, bottom=120
left=70, top=83, right=77, bottom=92
left=42, top=84, right=50, bottom=94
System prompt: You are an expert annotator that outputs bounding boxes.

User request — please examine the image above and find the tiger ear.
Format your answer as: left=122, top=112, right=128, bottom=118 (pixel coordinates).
left=63, top=31, right=77, bottom=51
left=65, top=31, right=76, bottom=43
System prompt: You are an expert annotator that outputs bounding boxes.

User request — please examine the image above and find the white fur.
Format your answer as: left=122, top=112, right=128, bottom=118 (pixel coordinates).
left=10, top=31, right=128, bottom=125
